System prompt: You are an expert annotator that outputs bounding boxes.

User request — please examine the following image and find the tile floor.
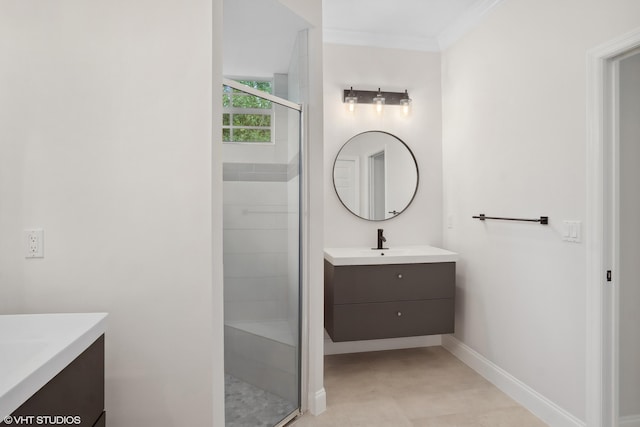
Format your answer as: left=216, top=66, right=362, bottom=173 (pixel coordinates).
left=291, top=346, right=548, bottom=427
left=225, top=374, right=296, bottom=427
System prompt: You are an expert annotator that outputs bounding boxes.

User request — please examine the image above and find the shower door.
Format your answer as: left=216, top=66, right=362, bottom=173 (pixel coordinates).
left=221, top=79, right=302, bottom=427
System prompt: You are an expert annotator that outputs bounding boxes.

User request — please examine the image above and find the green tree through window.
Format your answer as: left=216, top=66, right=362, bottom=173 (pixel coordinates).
left=223, top=80, right=273, bottom=143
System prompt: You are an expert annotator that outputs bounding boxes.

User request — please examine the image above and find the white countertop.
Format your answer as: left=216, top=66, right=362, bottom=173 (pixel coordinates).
left=0, top=313, right=107, bottom=419
left=324, top=245, right=458, bottom=266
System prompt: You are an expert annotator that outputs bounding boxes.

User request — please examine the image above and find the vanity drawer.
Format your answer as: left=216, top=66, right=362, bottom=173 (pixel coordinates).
left=327, top=299, right=454, bottom=342
left=330, top=262, right=455, bottom=304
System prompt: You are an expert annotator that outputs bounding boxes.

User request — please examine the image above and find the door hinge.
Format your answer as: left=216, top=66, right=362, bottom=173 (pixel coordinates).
left=606, top=270, right=612, bottom=282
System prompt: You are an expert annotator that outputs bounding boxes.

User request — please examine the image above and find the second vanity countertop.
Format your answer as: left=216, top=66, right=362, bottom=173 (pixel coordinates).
left=0, top=312, right=107, bottom=419
left=324, top=245, right=458, bottom=266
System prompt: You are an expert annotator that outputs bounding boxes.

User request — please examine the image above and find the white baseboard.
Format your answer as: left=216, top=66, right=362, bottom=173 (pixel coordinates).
left=442, top=335, right=585, bottom=427
left=621, top=415, right=640, bottom=427
left=308, top=387, right=326, bottom=415
left=324, top=333, right=442, bottom=355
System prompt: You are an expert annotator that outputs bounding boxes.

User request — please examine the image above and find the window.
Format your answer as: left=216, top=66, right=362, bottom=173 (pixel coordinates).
left=223, top=80, right=273, bottom=143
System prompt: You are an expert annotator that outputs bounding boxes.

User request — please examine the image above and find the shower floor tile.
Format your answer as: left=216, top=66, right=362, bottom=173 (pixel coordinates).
left=225, top=374, right=297, bottom=427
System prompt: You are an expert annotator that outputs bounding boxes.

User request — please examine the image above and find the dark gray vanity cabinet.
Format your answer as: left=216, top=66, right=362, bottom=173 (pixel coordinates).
left=1, top=335, right=105, bottom=427
left=324, top=261, right=455, bottom=342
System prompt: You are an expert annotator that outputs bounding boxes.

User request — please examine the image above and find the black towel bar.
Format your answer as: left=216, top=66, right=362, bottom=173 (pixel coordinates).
left=472, top=214, right=549, bottom=225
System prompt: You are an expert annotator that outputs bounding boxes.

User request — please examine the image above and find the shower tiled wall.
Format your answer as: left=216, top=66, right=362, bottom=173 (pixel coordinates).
left=223, top=180, right=290, bottom=323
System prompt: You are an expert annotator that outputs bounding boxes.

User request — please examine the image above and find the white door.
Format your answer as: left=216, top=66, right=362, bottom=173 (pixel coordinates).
left=617, top=50, right=640, bottom=426
left=334, top=157, right=359, bottom=214
left=586, top=31, right=640, bottom=427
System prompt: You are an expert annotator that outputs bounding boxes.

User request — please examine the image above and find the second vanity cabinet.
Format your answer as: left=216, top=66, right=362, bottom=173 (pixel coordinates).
left=1, top=336, right=105, bottom=427
left=324, top=260, right=455, bottom=342
left=0, top=313, right=107, bottom=427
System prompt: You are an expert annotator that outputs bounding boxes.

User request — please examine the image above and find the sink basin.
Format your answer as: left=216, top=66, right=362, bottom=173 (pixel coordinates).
left=357, top=248, right=407, bottom=256
left=324, top=245, right=458, bottom=266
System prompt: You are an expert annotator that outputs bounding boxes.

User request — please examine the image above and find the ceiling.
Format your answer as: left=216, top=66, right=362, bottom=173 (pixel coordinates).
left=323, top=0, right=504, bottom=51
left=223, top=0, right=309, bottom=77
left=223, top=0, right=503, bottom=77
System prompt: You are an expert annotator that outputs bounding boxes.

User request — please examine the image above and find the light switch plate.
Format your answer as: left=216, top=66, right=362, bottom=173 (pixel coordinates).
left=562, top=221, right=581, bottom=243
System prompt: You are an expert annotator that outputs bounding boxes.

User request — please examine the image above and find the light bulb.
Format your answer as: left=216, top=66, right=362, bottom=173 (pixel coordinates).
left=373, top=89, right=385, bottom=114
left=347, top=99, right=356, bottom=113
left=400, top=90, right=412, bottom=115
left=344, top=87, right=357, bottom=113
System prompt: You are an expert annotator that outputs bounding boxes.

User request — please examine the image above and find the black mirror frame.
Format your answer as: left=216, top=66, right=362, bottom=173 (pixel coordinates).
left=332, top=130, right=419, bottom=222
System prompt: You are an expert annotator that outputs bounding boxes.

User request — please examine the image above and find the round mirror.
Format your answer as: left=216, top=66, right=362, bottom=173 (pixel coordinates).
left=333, top=131, right=419, bottom=221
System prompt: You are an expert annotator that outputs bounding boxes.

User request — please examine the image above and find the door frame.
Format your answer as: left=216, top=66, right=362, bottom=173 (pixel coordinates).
left=368, top=150, right=386, bottom=219
left=586, top=28, right=640, bottom=427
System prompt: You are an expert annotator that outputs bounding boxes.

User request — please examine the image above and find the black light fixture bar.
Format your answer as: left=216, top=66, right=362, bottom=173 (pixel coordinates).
left=343, top=88, right=410, bottom=105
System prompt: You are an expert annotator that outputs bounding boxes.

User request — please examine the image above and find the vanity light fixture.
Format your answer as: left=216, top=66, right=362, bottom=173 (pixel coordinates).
left=342, top=87, right=411, bottom=115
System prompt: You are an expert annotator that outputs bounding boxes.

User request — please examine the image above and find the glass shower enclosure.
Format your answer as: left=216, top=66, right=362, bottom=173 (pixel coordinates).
left=221, top=78, right=302, bottom=427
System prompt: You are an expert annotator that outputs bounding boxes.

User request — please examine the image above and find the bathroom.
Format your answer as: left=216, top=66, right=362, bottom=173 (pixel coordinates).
left=1, top=1, right=640, bottom=427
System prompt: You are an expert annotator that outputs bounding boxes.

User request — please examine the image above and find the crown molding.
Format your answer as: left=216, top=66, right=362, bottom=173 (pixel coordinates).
left=323, top=28, right=441, bottom=52
left=437, top=0, right=505, bottom=50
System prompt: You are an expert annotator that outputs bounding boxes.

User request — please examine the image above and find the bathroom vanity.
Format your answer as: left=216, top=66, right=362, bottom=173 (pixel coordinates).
left=324, top=246, right=457, bottom=342
left=0, top=313, right=107, bottom=427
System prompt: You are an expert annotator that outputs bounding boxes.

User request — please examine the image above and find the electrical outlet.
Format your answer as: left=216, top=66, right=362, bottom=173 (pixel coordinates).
left=24, top=229, right=44, bottom=258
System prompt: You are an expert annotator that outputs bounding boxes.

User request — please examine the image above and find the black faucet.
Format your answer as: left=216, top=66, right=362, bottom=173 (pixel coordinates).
left=376, top=228, right=387, bottom=250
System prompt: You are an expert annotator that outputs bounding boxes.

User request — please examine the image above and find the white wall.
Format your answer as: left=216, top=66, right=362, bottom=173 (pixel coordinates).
left=619, top=51, right=640, bottom=420
left=322, top=44, right=443, bottom=356
left=441, top=0, right=640, bottom=422
left=324, top=44, right=443, bottom=249
left=0, top=1, right=216, bottom=425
